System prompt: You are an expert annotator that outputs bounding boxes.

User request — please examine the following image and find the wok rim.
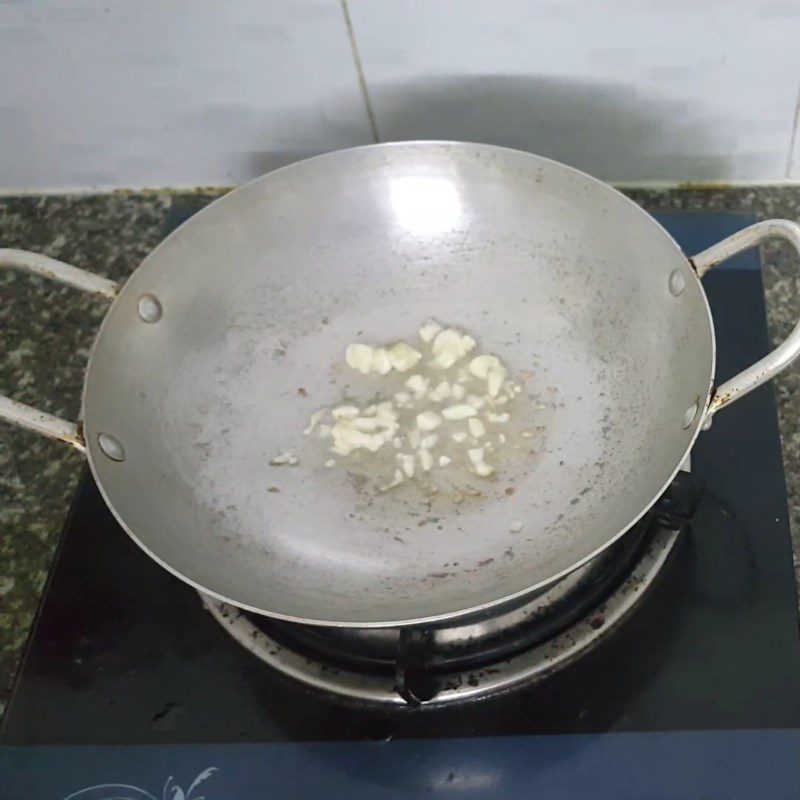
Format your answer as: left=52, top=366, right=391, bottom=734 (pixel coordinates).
left=81, top=141, right=716, bottom=628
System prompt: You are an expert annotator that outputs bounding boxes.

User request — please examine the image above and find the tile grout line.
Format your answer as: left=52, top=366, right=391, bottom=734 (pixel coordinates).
left=339, top=0, right=380, bottom=144
left=786, top=80, right=800, bottom=179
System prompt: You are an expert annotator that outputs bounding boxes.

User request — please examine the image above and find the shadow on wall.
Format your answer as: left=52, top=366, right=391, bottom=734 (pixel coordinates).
left=369, top=76, right=734, bottom=182
left=172, top=87, right=373, bottom=186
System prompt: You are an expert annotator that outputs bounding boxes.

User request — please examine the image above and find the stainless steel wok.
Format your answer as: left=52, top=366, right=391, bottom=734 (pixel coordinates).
left=3, top=142, right=800, bottom=628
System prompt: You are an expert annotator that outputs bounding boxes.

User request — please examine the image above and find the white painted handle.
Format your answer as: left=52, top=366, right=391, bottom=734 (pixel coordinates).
left=691, top=220, right=800, bottom=423
left=0, top=249, right=120, bottom=450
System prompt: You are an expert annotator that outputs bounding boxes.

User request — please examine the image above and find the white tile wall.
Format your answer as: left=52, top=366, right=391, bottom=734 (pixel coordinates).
left=0, top=0, right=372, bottom=190
left=348, top=0, right=800, bottom=182
left=2, top=1, right=800, bottom=189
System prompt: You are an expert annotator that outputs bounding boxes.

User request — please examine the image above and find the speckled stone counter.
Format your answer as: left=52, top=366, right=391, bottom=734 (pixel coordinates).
left=2, top=186, right=800, bottom=718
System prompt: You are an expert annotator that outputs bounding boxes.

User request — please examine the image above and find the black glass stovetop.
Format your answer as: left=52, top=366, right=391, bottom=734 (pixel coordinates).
left=2, top=212, right=800, bottom=798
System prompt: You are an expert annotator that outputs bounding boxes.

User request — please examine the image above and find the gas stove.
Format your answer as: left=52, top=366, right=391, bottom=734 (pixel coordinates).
left=200, top=471, right=698, bottom=707
left=2, top=212, right=800, bottom=799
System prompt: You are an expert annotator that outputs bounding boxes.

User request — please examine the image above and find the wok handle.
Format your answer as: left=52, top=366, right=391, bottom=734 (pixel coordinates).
left=0, top=249, right=120, bottom=451
left=691, top=219, right=800, bottom=423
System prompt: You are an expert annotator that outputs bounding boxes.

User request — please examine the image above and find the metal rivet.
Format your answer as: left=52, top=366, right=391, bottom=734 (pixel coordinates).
left=669, top=270, right=686, bottom=296
left=682, top=400, right=699, bottom=429
left=138, top=293, right=162, bottom=323
left=98, top=432, right=125, bottom=462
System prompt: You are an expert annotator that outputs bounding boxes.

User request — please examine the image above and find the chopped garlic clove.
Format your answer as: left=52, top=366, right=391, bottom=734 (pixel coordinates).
left=451, top=383, right=466, bottom=400
left=452, top=431, right=468, bottom=443
left=303, top=408, right=327, bottom=435
left=418, top=448, right=434, bottom=472
left=397, top=453, right=415, bottom=477
left=428, top=381, right=451, bottom=402
left=394, top=390, right=412, bottom=407
left=375, top=402, right=398, bottom=426
left=345, top=343, right=401, bottom=375
left=419, top=319, right=443, bottom=343
left=466, top=353, right=508, bottom=397
left=467, top=446, right=494, bottom=477
left=345, top=343, right=375, bottom=374
left=416, top=410, right=442, bottom=431
left=442, top=403, right=477, bottom=420
left=352, top=416, right=382, bottom=432
left=371, top=348, right=392, bottom=375
left=510, top=521, right=523, bottom=533
left=405, top=374, right=430, bottom=399
left=468, top=354, right=502, bottom=379
left=332, top=405, right=360, bottom=420
left=325, top=459, right=336, bottom=468
left=486, top=412, right=510, bottom=424
left=362, top=432, right=387, bottom=452
left=468, top=447, right=485, bottom=465
left=420, top=434, right=439, bottom=449
left=487, top=367, right=506, bottom=397
left=431, top=328, right=477, bottom=369
left=438, top=455, right=452, bottom=467
left=380, top=468, right=405, bottom=492
left=387, top=342, right=422, bottom=372
left=468, top=418, right=486, bottom=438
left=330, top=410, right=395, bottom=455
left=270, top=452, right=298, bottom=466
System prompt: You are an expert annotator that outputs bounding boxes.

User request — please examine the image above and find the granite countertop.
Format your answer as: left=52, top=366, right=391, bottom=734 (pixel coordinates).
left=2, top=186, right=800, bottom=718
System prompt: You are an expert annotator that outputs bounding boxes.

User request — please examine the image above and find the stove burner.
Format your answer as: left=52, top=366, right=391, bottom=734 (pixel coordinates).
left=200, top=474, right=700, bottom=706
left=202, top=523, right=681, bottom=705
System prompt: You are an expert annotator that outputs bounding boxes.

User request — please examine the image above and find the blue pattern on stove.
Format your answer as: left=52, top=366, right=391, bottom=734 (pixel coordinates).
left=1, top=730, right=799, bottom=799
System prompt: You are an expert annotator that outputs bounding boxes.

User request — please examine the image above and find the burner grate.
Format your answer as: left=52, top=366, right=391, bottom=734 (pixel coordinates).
left=201, top=474, right=702, bottom=706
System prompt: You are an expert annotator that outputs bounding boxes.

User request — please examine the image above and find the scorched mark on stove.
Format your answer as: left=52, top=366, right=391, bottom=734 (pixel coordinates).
left=150, top=700, right=185, bottom=731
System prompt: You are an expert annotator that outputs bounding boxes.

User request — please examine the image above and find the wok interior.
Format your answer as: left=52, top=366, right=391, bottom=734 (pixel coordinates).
left=83, top=143, right=713, bottom=625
